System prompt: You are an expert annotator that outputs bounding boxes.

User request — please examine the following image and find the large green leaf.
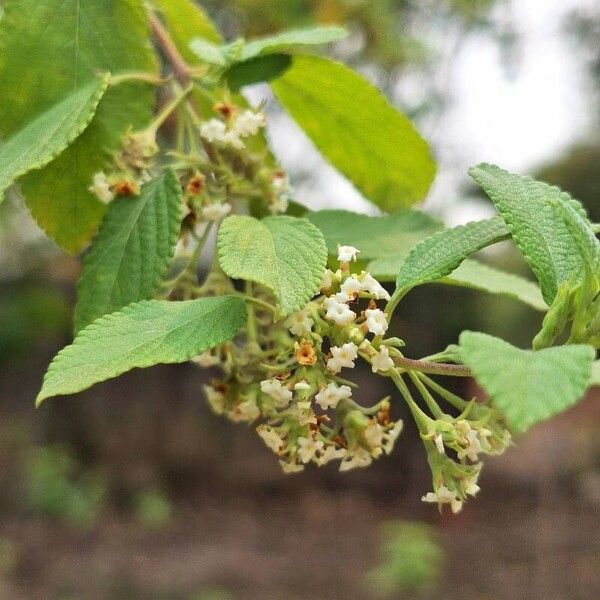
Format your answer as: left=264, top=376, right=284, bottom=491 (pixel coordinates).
left=395, top=217, right=510, bottom=291
left=470, top=163, right=591, bottom=305
left=217, top=215, right=327, bottom=316
left=590, top=361, right=600, bottom=386
left=36, top=296, right=246, bottom=405
left=151, top=0, right=222, bottom=63
left=307, top=209, right=442, bottom=260
left=239, top=26, right=347, bottom=61
left=0, top=0, right=157, bottom=252
left=0, top=77, right=108, bottom=201
left=271, top=56, right=436, bottom=211
left=459, top=331, right=594, bottom=433
left=74, top=170, right=183, bottom=332
left=370, top=256, right=546, bottom=311
left=191, top=25, right=346, bottom=66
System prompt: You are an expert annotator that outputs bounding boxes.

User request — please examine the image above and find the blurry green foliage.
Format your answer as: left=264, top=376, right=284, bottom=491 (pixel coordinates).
left=134, top=489, right=173, bottom=530
left=365, top=521, right=444, bottom=597
left=25, top=445, right=106, bottom=528
left=0, top=284, right=70, bottom=364
left=203, top=0, right=506, bottom=70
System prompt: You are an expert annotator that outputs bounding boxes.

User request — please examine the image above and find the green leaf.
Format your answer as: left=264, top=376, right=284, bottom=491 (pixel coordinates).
left=0, top=0, right=157, bottom=252
left=74, top=170, right=183, bottom=333
left=225, top=54, right=292, bottom=91
left=370, top=255, right=547, bottom=311
left=271, top=56, right=436, bottom=211
left=550, top=197, right=600, bottom=285
left=470, top=163, right=591, bottom=305
left=0, top=77, right=109, bottom=201
left=151, top=0, right=222, bottom=63
left=36, top=296, right=246, bottom=405
left=459, top=331, right=594, bottom=433
left=239, top=26, right=347, bottom=61
left=307, top=209, right=442, bottom=260
left=590, top=361, right=600, bottom=386
left=396, top=217, right=510, bottom=291
left=217, top=215, right=327, bottom=316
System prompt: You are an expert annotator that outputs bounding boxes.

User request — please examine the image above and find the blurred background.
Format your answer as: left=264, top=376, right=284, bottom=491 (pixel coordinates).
left=0, top=1, right=599, bottom=598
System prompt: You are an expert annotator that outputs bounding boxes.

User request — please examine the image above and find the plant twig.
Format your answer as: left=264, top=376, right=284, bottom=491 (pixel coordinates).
left=394, top=355, right=471, bottom=377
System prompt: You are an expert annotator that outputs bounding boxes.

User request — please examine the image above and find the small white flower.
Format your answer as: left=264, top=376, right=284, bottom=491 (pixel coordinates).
left=433, top=433, right=445, bottom=455
left=297, top=433, right=324, bottom=464
left=337, top=245, right=360, bottom=263
left=364, top=420, right=384, bottom=454
left=257, top=425, right=285, bottom=454
left=294, top=380, right=311, bottom=391
left=335, top=276, right=363, bottom=302
left=465, top=480, right=481, bottom=497
left=315, top=382, right=352, bottom=410
left=365, top=308, right=388, bottom=336
left=233, top=109, right=266, bottom=137
left=271, top=171, right=290, bottom=193
left=361, top=273, right=390, bottom=300
left=285, top=309, right=314, bottom=336
left=199, top=118, right=227, bottom=142
left=382, top=420, right=403, bottom=454
left=89, top=172, right=114, bottom=204
left=463, top=429, right=482, bottom=462
left=201, top=202, right=231, bottom=222
left=260, top=379, right=293, bottom=406
left=327, top=342, right=359, bottom=374
left=229, top=398, right=260, bottom=423
left=421, top=485, right=463, bottom=513
left=202, top=384, right=226, bottom=415
left=317, top=445, right=346, bottom=465
left=279, top=459, right=304, bottom=474
left=339, top=447, right=372, bottom=471
left=371, top=346, right=394, bottom=373
left=323, top=296, right=356, bottom=326
left=192, top=351, right=220, bottom=368
left=223, top=130, right=245, bottom=149
left=320, top=269, right=334, bottom=291
left=269, top=194, right=289, bottom=214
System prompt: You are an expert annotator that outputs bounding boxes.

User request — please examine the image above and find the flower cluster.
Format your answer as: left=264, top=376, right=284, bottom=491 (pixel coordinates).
left=199, top=108, right=266, bottom=150
left=199, top=246, right=405, bottom=473
left=193, top=243, right=513, bottom=513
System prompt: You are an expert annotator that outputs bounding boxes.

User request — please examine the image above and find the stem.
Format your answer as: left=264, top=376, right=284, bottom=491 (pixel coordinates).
left=384, top=287, right=408, bottom=319
left=164, top=223, right=213, bottom=294
left=245, top=282, right=259, bottom=342
left=148, top=12, right=191, bottom=86
left=394, top=355, right=471, bottom=377
left=109, top=71, right=169, bottom=86
left=390, top=370, right=432, bottom=433
left=242, top=295, right=278, bottom=314
left=148, top=83, right=193, bottom=132
left=408, top=371, right=443, bottom=418
left=418, top=374, right=470, bottom=411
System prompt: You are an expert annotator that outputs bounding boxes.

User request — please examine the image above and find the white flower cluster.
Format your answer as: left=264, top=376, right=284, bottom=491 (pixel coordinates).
left=199, top=109, right=266, bottom=150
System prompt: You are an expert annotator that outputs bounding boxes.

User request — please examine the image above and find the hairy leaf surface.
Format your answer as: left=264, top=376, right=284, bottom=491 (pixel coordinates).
left=470, top=163, right=591, bottom=305
left=370, top=255, right=546, bottom=311
left=239, top=26, right=347, bottom=61
left=218, top=215, right=327, bottom=316
left=396, top=217, right=510, bottom=291
left=0, top=77, right=108, bottom=201
left=271, top=56, right=436, bottom=211
left=37, top=296, right=246, bottom=405
left=590, top=361, right=600, bottom=387
left=74, top=171, right=182, bottom=332
left=307, top=209, right=442, bottom=260
left=0, top=0, right=157, bottom=252
left=460, top=331, right=594, bottom=433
